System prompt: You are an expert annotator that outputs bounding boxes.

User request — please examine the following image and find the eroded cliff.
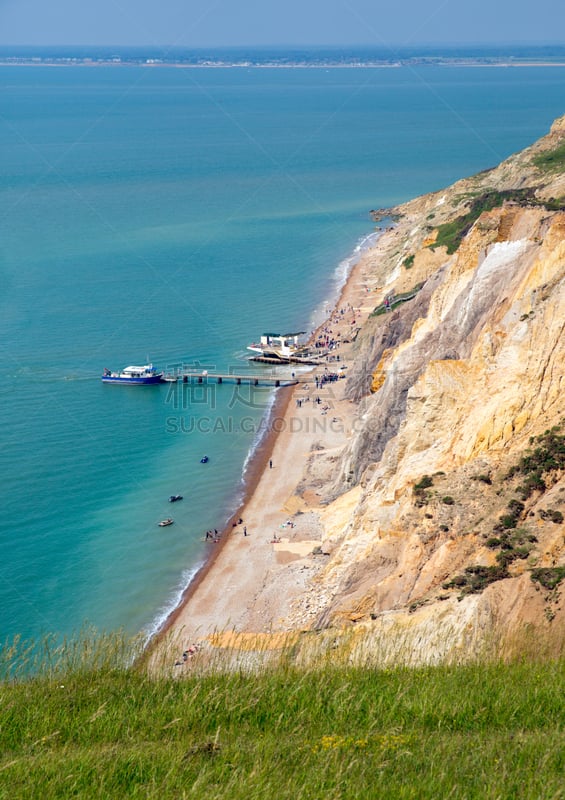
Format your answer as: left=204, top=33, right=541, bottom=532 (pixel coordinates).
left=291, top=115, right=565, bottom=663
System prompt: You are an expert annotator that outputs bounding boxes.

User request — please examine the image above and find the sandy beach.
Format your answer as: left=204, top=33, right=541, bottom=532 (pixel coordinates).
left=149, top=235, right=386, bottom=670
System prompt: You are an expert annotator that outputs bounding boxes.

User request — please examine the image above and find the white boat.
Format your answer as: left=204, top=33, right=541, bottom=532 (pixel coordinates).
left=247, top=331, right=307, bottom=363
left=101, top=364, right=163, bottom=385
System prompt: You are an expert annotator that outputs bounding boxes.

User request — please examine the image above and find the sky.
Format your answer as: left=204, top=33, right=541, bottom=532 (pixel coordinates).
left=0, top=0, right=563, bottom=48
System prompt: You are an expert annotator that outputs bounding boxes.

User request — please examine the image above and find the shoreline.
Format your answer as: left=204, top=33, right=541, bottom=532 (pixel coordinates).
left=148, top=384, right=294, bottom=647
left=147, top=225, right=385, bottom=670
left=147, top=226, right=382, bottom=652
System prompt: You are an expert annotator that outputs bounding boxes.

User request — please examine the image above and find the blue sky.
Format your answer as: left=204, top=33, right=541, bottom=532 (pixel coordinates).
left=0, top=0, right=563, bottom=47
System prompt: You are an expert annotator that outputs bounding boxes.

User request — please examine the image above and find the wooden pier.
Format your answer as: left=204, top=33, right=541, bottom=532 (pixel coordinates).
left=162, top=371, right=300, bottom=387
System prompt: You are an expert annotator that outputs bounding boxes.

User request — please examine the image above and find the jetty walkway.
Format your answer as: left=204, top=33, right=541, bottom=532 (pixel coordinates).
left=162, top=371, right=300, bottom=387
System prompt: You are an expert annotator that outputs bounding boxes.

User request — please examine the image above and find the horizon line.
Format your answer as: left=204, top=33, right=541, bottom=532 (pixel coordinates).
left=1, top=42, right=565, bottom=50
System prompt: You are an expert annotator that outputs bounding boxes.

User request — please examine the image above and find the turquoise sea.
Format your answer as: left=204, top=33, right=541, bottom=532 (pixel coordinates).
left=0, top=63, right=563, bottom=644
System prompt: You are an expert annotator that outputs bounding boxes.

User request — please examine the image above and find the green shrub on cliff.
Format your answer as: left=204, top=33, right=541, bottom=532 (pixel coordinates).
left=429, top=188, right=559, bottom=254
left=443, top=564, right=509, bottom=594
left=504, top=427, right=564, bottom=500
left=531, top=566, right=565, bottom=590
left=532, top=140, right=565, bottom=172
left=414, top=474, right=434, bottom=491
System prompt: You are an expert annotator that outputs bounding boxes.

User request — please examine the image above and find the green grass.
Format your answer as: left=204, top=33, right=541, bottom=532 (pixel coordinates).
left=429, top=188, right=563, bottom=254
left=0, top=636, right=564, bottom=799
left=532, top=140, right=565, bottom=172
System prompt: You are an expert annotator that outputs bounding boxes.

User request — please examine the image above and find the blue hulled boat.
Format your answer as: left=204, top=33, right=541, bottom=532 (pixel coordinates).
left=101, top=364, right=163, bottom=385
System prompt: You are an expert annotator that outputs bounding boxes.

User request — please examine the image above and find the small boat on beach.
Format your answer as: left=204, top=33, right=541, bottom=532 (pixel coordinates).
left=168, top=495, right=183, bottom=503
left=102, top=364, right=163, bottom=385
left=158, top=518, right=174, bottom=527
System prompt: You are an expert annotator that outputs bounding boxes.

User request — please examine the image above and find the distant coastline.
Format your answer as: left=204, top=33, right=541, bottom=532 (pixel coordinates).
left=2, top=44, right=565, bottom=69
left=4, top=61, right=565, bottom=69
left=3, top=58, right=565, bottom=69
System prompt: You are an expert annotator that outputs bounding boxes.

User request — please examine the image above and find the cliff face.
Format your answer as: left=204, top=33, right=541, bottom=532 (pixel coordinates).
left=293, top=116, right=565, bottom=662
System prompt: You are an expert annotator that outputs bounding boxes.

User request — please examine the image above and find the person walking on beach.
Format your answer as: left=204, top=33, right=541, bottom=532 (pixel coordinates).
left=244, top=526, right=247, bottom=536
left=269, top=459, right=273, bottom=469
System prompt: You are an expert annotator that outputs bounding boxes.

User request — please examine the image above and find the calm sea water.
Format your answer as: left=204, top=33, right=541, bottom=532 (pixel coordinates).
left=0, top=64, right=563, bottom=643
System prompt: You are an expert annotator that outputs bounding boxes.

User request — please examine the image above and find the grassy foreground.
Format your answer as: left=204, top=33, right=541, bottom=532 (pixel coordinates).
left=0, top=638, right=564, bottom=799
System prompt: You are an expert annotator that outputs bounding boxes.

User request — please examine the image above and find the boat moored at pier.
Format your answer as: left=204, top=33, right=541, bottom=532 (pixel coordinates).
left=247, top=331, right=306, bottom=362
left=247, top=331, right=321, bottom=365
left=101, top=364, right=163, bottom=385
